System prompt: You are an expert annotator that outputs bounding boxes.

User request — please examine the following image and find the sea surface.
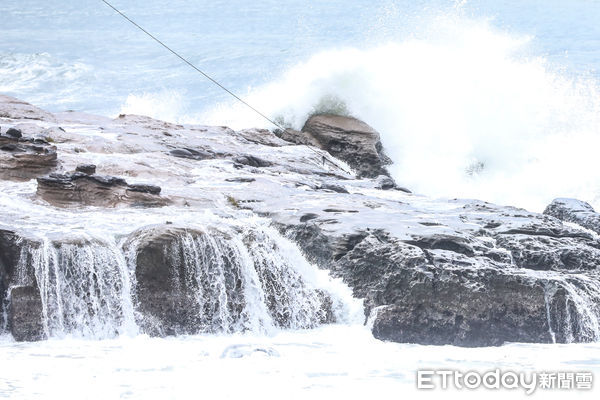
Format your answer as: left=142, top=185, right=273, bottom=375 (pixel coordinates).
left=2, top=1, right=600, bottom=398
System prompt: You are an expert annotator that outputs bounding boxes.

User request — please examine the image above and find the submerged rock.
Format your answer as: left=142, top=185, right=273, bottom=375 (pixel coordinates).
left=36, top=172, right=168, bottom=208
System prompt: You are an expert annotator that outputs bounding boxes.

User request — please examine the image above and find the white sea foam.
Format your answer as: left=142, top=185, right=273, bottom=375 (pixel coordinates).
left=199, top=13, right=600, bottom=212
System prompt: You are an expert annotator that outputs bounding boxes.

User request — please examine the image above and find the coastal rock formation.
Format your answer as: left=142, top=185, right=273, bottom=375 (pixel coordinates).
left=126, top=225, right=334, bottom=336
left=1, top=95, right=600, bottom=347
left=544, top=198, right=600, bottom=234
left=8, top=286, right=45, bottom=342
left=277, top=202, right=600, bottom=346
left=37, top=171, right=167, bottom=207
left=279, top=114, right=391, bottom=178
left=0, top=134, right=57, bottom=180
left=0, top=95, right=56, bottom=122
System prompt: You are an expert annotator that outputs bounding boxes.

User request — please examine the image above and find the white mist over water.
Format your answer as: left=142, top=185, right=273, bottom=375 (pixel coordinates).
left=199, top=14, right=600, bottom=212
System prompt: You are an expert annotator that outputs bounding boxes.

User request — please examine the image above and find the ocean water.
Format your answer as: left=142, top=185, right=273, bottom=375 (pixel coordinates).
left=2, top=2, right=600, bottom=398
left=2, top=1, right=600, bottom=211
left=2, top=1, right=600, bottom=210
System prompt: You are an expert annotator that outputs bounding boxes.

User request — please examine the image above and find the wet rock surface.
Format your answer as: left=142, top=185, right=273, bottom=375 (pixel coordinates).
left=0, top=134, right=57, bottom=180
left=1, top=95, right=600, bottom=346
left=37, top=171, right=168, bottom=208
left=277, top=203, right=600, bottom=346
left=298, top=114, right=392, bottom=178
left=125, top=225, right=334, bottom=336
left=8, top=286, right=45, bottom=342
left=544, top=198, right=600, bottom=234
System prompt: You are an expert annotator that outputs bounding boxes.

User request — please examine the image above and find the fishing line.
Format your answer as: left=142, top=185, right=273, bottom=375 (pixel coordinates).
left=100, top=0, right=351, bottom=174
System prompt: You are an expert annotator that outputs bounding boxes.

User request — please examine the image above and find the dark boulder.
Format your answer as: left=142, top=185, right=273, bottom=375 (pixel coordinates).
left=298, top=114, right=392, bottom=178
left=5, top=127, right=22, bottom=138
left=75, top=164, right=96, bottom=175
left=279, top=217, right=600, bottom=346
left=125, top=225, right=334, bottom=336
left=8, top=286, right=45, bottom=341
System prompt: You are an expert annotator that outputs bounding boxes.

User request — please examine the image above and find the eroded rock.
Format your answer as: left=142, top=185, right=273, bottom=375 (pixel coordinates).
left=300, top=114, right=392, bottom=178
left=544, top=198, right=600, bottom=234
left=37, top=172, right=168, bottom=207
left=8, top=286, right=45, bottom=342
left=0, top=135, right=58, bottom=180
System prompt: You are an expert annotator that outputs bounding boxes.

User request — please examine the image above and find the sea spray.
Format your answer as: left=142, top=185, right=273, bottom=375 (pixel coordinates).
left=202, top=13, right=600, bottom=212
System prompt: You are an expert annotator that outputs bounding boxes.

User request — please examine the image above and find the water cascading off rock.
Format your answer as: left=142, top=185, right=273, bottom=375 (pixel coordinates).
left=2, top=224, right=341, bottom=341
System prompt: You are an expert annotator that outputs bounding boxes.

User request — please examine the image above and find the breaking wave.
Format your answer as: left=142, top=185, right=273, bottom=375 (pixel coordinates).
left=199, top=13, right=600, bottom=212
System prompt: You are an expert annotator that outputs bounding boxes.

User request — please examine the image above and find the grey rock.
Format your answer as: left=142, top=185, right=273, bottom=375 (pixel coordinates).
left=225, top=177, right=256, bottom=183
left=233, top=155, right=273, bottom=168
left=301, top=114, right=391, bottom=178
left=5, top=127, right=22, bottom=138
left=75, top=164, right=96, bottom=175
left=8, top=286, right=45, bottom=341
left=316, top=183, right=349, bottom=194
left=544, top=198, right=600, bottom=234
left=279, top=213, right=600, bottom=346
left=169, top=147, right=214, bottom=160
left=375, top=175, right=396, bottom=190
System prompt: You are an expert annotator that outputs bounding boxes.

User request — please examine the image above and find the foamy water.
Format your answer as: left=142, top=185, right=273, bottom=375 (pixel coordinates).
left=1, top=326, right=599, bottom=399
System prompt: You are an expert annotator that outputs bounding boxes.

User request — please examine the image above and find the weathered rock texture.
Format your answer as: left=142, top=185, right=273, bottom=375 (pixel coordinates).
left=278, top=204, right=600, bottom=346
left=2, top=95, right=600, bottom=347
left=544, top=198, right=600, bottom=234
left=126, top=225, right=334, bottom=336
left=279, top=114, right=391, bottom=178
left=37, top=172, right=167, bottom=207
left=0, top=135, right=57, bottom=180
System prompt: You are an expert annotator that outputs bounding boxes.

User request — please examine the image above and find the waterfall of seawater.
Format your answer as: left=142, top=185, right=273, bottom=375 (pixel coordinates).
left=11, top=237, right=137, bottom=339
left=543, top=272, right=600, bottom=343
left=5, top=223, right=360, bottom=339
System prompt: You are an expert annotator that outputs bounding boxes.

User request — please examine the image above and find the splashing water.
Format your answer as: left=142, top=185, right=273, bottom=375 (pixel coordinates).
left=4, top=223, right=360, bottom=339
left=11, top=237, right=137, bottom=339
left=201, top=14, right=600, bottom=212
left=543, top=272, right=600, bottom=343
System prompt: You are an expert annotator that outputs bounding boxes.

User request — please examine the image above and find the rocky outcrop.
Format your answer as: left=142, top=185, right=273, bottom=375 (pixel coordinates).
left=279, top=114, right=391, bottom=178
left=278, top=203, right=600, bottom=346
left=125, top=225, right=334, bottom=337
left=3, top=96, right=600, bottom=347
left=0, top=134, right=57, bottom=180
left=37, top=171, right=168, bottom=207
left=544, top=198, right=600, bottom=234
